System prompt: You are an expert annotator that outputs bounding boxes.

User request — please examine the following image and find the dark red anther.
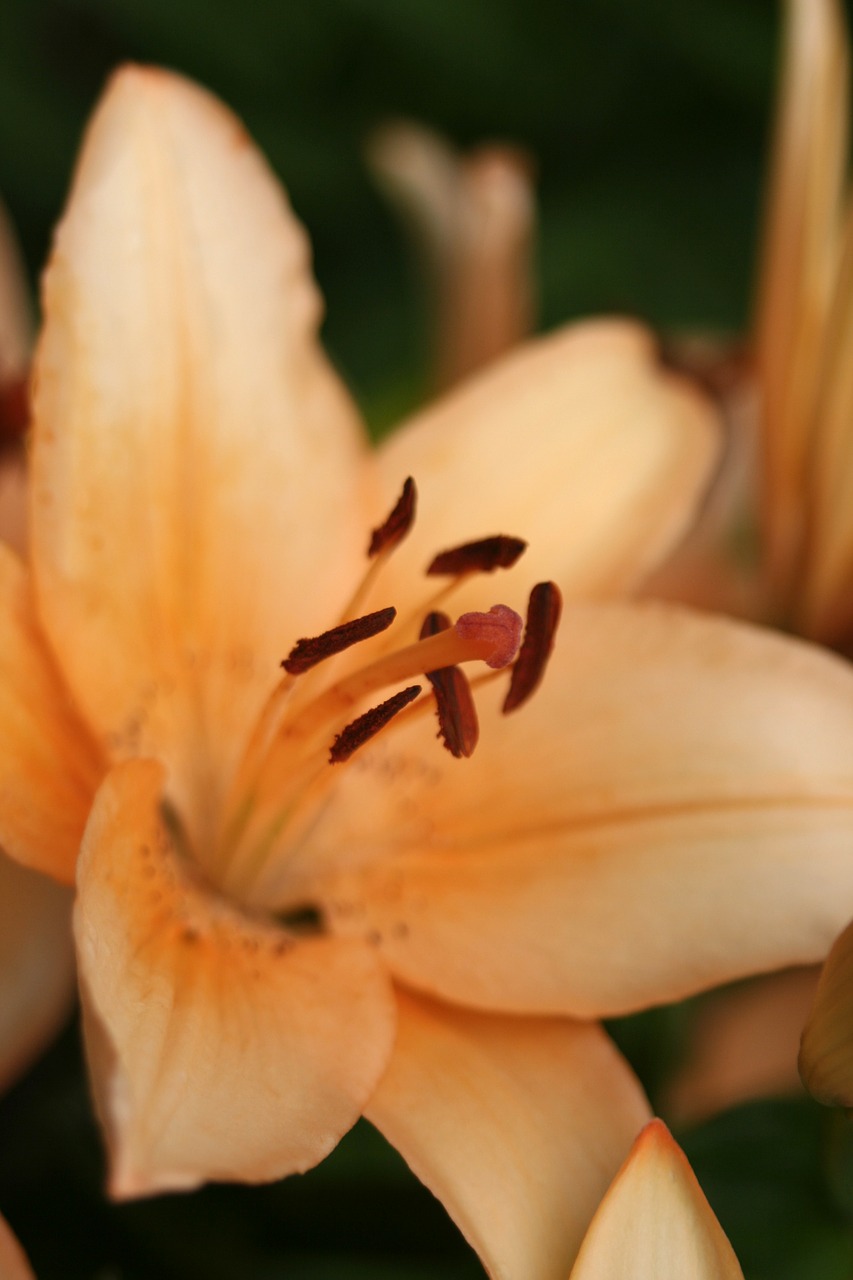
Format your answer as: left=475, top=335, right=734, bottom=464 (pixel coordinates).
left=426, top=535, right=527, bottom=576
left=368, top=477, right=417, bottom=557
left=0, top=375, right=28, bottom=445
left=420, top=610, right=452, bottom=638
left=283, top=606, right=396, bottom=675
left=329, top=684, right=422, bottom=763
left=503, top=581, right=562, bottom=713
left=419, top=612, right=479, bottom=758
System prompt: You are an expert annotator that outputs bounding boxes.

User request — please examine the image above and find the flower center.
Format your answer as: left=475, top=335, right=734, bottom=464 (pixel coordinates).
left=211, top=478, right=561, bottom=908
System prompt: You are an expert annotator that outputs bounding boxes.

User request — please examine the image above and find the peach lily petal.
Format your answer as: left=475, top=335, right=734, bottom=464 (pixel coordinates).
left=366, top=991, right=650, bottom=1280
left=755, top=0, right=848, bottom=604
left=0, top=452, right=27, bottom=557
left=0, top=543, right=102, bottom=881
left=312, top=603, right=853, bottom=1016
left=568, top=1120, right=744, bottom=1280
left=74, top=759, right=396, bottom=1197
left=31, top=65, right=372, bottom=860
left=0, top=855, right=74, bottom=1092
left=375, top=319, right=719, bottom=615
left=0, top=1214, right=35, bottom=1280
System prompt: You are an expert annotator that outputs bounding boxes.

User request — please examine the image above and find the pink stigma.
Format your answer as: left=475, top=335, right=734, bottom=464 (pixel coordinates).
left=455, top=604, right=523, bottom=669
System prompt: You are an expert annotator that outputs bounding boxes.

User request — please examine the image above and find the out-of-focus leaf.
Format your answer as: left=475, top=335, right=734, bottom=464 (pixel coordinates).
left=606, top=1001, right=693, bottom=1110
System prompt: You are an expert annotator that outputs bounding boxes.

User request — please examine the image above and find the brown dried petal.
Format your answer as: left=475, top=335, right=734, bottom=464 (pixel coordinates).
left=0, top=375, right=28, bottom=446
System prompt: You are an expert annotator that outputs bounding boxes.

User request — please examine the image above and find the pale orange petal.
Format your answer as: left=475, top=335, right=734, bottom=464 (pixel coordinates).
left=0, top=452, right=27, bottom=558
left=569, top=1120, right=744, bottom=1280
left=664, top=968, right=818, bottom=1125
left=0, top=1213, right=36, bottom=1280
left=0, top=853, right=75, bottom=1092
left=374, top=319, right=719, bottom=616
left=0, top=543, right=102, bottom=881
left=32, top=65, right=372, bottom=861
left=75, top=759, right=395, bottom=1197
left=755, top=0, right=848, bottom=604
left=366, top=992, right=649, bottom=1280
left=304, top=604, right=853, bottom=1017
left=369, top=122, right=535, bottom=387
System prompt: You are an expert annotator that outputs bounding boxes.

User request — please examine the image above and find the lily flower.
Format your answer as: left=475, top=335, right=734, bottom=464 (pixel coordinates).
left=568, top=1120, right=744, bottom=1279
left=8, top=64, right=853, bottom=1279
left=0, top=192, right=74, bottom=1094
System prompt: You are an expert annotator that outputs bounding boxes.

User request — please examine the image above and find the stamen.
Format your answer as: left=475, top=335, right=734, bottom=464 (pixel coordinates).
left=329, top=684, right=422, bottom=762
left=427, top=535, right=527, bottom=576
left=283, top=606, right=397, bottom=675
left=279, top=602, right=522, bottom=748
left=420, top=612, right=479, bottom=758
left=503, top=581, right=562, bottom=712
left=337, top=479, right=418, bottom=623
left=419, top=609, right=452, bottom=637
left=368, top=476, right=417, bottom=557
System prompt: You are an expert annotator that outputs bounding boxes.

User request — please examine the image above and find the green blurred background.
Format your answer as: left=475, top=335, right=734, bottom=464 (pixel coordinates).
left=1, top=0, right=776, bottom=421
left=2, top=0, right=853, bottom=1276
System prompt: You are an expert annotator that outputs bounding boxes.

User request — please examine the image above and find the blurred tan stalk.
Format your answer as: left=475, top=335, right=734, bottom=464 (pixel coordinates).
left=368, top=121, right=535, bottom=389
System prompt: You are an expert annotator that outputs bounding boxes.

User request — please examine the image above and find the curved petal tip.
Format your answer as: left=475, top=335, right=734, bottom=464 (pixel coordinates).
left=569, top=1119, right=744, bottom=1279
